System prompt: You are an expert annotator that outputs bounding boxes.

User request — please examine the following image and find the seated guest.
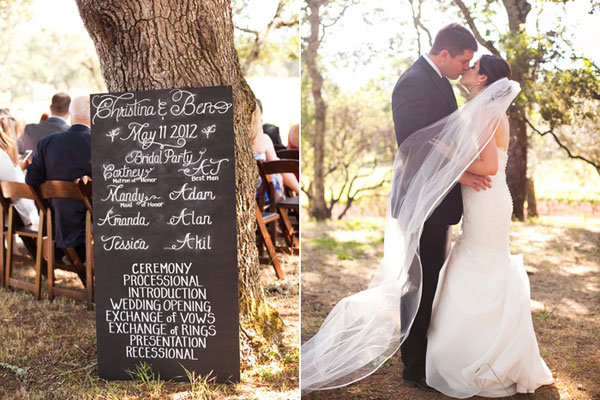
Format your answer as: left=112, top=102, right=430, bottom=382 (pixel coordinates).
left=263, top=123, right=282, bottom=146
left=256, top=99, right=283, bottom=146
left=287, top=124, right=300, bottom=180
left=287, top=124, right=299, bottom=150
left=0, top=126, right=38, bottom=227
left=0, top=113, right=22, bottom=142
left=251, top=102, right=300, bottom=198
left=26, top=95, right=90, bottom=279
left=18, top=93, right=71, bottom=158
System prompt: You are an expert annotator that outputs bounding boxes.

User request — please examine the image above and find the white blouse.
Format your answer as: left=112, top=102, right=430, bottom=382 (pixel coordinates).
left=0, top=150, right=39, bottom=227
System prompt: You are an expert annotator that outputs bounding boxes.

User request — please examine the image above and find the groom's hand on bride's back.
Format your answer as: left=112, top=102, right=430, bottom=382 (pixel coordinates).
left=459, top=171, right=492, bottom=191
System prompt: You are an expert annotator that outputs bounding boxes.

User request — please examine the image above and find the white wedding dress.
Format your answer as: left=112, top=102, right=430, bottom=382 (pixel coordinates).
left=426, top=147, right=554, bottom=398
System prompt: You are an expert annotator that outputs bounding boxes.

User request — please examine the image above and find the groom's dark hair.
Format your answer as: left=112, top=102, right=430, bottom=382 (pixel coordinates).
left=430, top=24, right=477, bottom=57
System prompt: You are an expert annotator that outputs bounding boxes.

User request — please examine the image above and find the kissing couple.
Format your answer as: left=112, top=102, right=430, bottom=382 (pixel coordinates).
left=301, top=23, right=554, bottom=398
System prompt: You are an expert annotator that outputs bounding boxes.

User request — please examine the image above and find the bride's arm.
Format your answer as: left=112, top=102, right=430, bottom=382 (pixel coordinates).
left=466, top=138, right=498, bottom=176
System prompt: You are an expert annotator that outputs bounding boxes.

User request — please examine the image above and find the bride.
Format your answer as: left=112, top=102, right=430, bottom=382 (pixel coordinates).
left=301, top=55, right=553, bottom=397
left=425, top=55, right=554, bottom=397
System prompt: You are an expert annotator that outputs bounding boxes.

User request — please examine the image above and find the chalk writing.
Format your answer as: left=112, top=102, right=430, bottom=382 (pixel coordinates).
left=97, top=208, right=150, bottom=227
left=164, top=233, right=212, bottom=251
left=100, top=235, right=150, bottom=251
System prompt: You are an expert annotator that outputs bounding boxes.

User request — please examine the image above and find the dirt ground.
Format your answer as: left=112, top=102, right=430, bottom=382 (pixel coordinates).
left=301, top=210, right=600, bottom=400
left=0, top=247, right=299, bottom=400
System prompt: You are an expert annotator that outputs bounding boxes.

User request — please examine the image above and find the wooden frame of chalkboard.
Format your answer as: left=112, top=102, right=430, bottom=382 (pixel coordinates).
left=90, top=86, right=240, bottom=382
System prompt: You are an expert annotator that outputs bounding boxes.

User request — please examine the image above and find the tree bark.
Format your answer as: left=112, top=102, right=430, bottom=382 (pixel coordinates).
left=502, top=0, right=531, bottom=31
left=526, top=177, right=537, bottom=218
left=507, top=107, right=527, bottom=220
left=306, top=0, right=328, bottom=220
left=454, top=0, right=531, bottom=220
left=75, top=0, right=281, bottom=345
left=502, top=0, right=531, bottom=221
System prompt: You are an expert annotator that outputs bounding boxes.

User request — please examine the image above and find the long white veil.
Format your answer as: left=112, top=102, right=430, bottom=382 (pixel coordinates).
left=301, top=78, right=521, bottom=394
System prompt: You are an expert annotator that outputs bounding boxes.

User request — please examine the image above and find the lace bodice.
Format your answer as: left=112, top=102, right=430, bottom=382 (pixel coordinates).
left=459, top=148, right=512, bottom=256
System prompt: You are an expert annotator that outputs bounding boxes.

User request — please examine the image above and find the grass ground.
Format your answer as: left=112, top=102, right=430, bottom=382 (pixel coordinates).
left=301, top=207, right=600, bottom=400
left=0, top=250, right=299, bottom=399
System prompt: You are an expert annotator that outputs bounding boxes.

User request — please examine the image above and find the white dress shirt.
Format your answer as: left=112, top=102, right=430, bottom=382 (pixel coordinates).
left=423, top=54, right=443, bottom=78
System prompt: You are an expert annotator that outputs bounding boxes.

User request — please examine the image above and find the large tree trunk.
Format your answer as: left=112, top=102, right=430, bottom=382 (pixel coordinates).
left=306, top=0, right=328, bottom=220
left=526, top=177, right=538, bottom=218
left=503, top=0, right=531, bottom=221
left=507, top=107, right=527, bottom=220
left=76, top=0, right=281, bottom=345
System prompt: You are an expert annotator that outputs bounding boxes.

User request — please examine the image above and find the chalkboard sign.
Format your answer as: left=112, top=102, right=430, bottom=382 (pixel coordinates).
left=90, top=86, right=239, bottom=382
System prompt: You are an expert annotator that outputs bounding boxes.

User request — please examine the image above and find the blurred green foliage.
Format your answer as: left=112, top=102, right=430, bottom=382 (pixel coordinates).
left=232, top=0, right=299, bottom=77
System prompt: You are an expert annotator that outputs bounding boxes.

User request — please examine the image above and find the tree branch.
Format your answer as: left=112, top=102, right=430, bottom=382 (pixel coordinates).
left=408, top=0, right=422, bottom=56
left=337, top=172, right=391, bottom=219
left=318, top=0, right=357, bottom=43
left=235, top=26, right=259, bottom=36
left=349, top=175, right=390, bottom=198
left=323, top=164, right=338, bottom=177
left=524, top=117, right=600, bottom=174
left=408, top=0, right=433, bottom=56
left=453, top=0, right=501, bottom=57
left=416, top=0, right=433, bottom=46
left=274, top=19, right=298, bottom=29
left=302, top=180, right=314, bottom=199
left=240, top=0, right=298, bottom=74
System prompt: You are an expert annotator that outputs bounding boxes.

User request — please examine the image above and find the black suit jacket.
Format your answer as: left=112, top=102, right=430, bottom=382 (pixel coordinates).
left=26, top=124, right=91, bottom=248
left=17, top=116, right=70, bottom=157
left=391, top=56, right=462, bottom=226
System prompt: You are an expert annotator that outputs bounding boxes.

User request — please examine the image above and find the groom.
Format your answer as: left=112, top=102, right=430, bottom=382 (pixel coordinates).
left=392, top=23, right=491, bottom=391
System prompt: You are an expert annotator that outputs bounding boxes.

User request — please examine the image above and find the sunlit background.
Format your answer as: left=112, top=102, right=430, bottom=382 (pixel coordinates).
left=301, top=0, right=600, bottom=217
left=0, top=0, right=299, bottom=144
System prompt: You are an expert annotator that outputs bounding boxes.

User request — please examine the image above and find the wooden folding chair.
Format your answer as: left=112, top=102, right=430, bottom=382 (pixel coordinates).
left=274, top=149, right=300, bottom=209
left=0, top=193, right=5, bottom=288
left=37, top=179, right=94, bottom=309
left=0, top=193, right=41, bottom=289
left=257, top=160, right=299, bottom=253
left=275, top=149, right=299, bottom=160
left=255, top=204, right=284, bottom=280
left=0, top=181, right=46, bottom=299
left=76, top=176, right=94, bottom=305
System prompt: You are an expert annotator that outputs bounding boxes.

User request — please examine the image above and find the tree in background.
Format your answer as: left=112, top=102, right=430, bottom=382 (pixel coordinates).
left=233, top=0, right=299, bottom=76
left=0, top=0, right=297, bottom=105
left=2, top=29, right=105, bottom=102
left=0, top=0, right=32, bottom=63
left=303, top=0, right=598, bottom=221
left=453, top=0, right=599, bottom=220
left=533, top=58, right=600, bottom=173
left=405, top=0, right=600, bottom=219
left=0, top=0, right=32, bottom=101
left=75, top=0, right=282, bottom=353
left=304, top=0, right=327, bottom=219
left=302, top=80, right=396, bottom=219
left=0, top=0, right=105, bottom=104
left=303, top=0, right=359, bottom=219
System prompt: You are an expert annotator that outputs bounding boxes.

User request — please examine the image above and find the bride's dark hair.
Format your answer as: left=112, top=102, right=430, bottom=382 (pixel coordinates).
left=479, top=55, right=511, bottom=85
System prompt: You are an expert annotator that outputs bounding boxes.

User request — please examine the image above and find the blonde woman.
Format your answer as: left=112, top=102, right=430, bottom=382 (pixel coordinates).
left=251, top=103, right=300, bottom=196
left=0, top=126, right=38, bottom=227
